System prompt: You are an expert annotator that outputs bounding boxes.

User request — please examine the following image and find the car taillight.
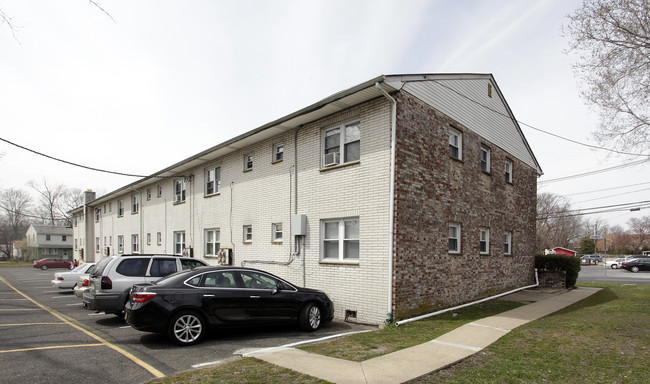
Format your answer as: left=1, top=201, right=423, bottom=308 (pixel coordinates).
left=101, top=276, right=112, bottom=290
left=57, top=276, right=64, bottom=281
left=131, top=292, right=157, bottom=303
left=82, top=279, right=89, bottom=287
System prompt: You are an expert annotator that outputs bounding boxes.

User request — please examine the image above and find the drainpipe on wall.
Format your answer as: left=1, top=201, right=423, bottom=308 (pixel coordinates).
left=375, top=82, right=397, bottom=323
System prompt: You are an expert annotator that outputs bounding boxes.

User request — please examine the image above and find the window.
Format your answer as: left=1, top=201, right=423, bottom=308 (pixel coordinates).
left=75, top=239, right=78, bottom=250
left=117, top=235, right=124, bottom=254
left=108, top=202, right=112, bottom=213
left=118, top=200, right=124, bottom=217
left=449, top=128, right=462, bottom=160
left=149, top=258, right=178, bottom=277
left=449, top=223, right=461, bottom=253
left=504, top=231, right=512, bottom=255
left=243, top=225, right=252, bottom=243
left=157, top=232, right=162, bottom=245
left=273, top=143, right=284, bottom=162
left=62, top=235, right=67, bottom=242
left=116, top=258, right=148, bottom=277
left=244, top=154, right=253, bottom=171
left=174, top=179, right=186, bottom=203
left=205, top=167, right=221, bottom=195
left=239, top=270, right=291, bottom=290
left=174, top=231, right=185, bottom=255
left=45, top=235, right=51, bottom=241
left=131, top=234, right=139, bottom=253
left=103, top=204, right=106, bottom=213
left=95, top=209, right=100, bottom=222
left=205, top=229, right=220, bottom=256
left=199, top=271, right=237, bottom=288
left=505, top=160, right=513, bottom=183
left=272, top=223, right=283, bottom=242
left=322, top=121, right=360, bottom=166
left=157, top=185, right=162, bottom=198
left=146, top=188, right=151, bottom=200
left=147, top=233, right=151, bottom=245
left=480, top=146, right=491, bottom=173
left=322, top=218, right=359, bottom=261
left=480, top=228, right=490, bottom=254
left=131, top=195, right=139, bottom=213
left=95, top=237, right=100, bottom=253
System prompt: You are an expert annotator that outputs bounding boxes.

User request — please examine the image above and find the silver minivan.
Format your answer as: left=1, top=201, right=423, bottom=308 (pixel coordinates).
left=83, top=254, right=207, bottom=317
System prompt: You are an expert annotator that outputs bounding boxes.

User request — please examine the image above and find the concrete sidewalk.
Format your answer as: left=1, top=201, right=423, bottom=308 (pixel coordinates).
left=242, top=287, right=601, bottom=384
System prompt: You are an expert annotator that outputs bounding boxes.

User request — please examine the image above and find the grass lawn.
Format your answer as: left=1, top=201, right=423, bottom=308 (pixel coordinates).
left=147, top=282, right=649, bottom=384
left=0, top=261, right=32, bottom=268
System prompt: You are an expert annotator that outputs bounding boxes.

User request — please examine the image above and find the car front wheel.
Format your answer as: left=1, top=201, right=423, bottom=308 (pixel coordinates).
left=631, top=266, right=640, bottom=273
left=168, top=311, right=206, bottom=346
left=41, top=265, right=48, bottom=270
left=299, top=303, right=322, bottom=332
left=611, top=264, right=617, bottom=269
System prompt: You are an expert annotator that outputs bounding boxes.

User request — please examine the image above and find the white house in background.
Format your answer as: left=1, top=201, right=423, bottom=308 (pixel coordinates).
left=25, top=224, right=73, bottom=261
left=71, top=74, right=541, bottom=324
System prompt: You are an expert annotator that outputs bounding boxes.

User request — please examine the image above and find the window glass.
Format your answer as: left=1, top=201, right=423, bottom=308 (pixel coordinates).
left=116, top=258, right=149, bottom=277
left=239, top=271, right=283, bottom=290
left=181, top=259, right=205, bottom=270
left=149, top=258, right=178, bottom=277
left=200, top=271, right=237, bottom=288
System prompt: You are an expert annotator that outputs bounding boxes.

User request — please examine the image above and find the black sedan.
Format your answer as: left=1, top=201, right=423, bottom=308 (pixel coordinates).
left=125, top=266, right=334, bottom=346
left=620, top=258, right=650, bottom=273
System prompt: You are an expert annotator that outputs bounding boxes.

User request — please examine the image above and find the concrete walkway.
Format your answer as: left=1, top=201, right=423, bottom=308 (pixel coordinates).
left=242, top=287, right=601, bottom=384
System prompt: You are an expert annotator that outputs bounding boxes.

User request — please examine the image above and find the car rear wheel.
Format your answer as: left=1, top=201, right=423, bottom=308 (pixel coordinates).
left=631, top=266, right=640, bottom=273
left=40, top=265, right=48, bottom=270
left=299, top=303, right=322, bottom=332
left=168, top=311, right=206, bottom=346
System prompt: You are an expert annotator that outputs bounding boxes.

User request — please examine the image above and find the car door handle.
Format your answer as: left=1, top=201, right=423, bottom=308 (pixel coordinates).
left=250, top=295, right=261, bottom=299
left=203, top=294, right=215, bottom=297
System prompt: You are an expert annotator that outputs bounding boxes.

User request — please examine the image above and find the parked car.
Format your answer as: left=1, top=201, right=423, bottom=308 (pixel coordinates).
left=83, top=254, right=207, bottom=317
left=620, top=258, right=650, bottom=273
left=33, top=258, right=72, bottom=270
left=605, top=257, right=629, bottom=269
left=74, top=265, right=96, bottom=299
left=125, top=266, right=335, bottom=346
left=51, top=263, right=96, bottom=289
left=580, top=255, right=603, bottom=264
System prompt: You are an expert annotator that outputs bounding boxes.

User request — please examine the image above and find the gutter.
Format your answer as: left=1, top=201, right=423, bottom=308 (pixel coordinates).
left=375, top=82, right=397, bottom=323
left=396, top=269, right=540, bottom=326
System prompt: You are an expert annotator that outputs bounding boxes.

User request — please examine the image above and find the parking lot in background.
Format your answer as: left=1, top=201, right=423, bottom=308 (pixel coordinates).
left=577, top=262, right=650, bottom=284
left=0, top=267, right=373, bottom=384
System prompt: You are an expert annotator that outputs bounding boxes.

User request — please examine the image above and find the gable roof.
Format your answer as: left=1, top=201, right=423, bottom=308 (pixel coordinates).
left=73, top=73, right=541, bottom=209
left=28, top=224, right=73, bottom=236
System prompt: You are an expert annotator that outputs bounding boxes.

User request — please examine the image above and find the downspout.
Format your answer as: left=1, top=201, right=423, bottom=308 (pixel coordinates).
left=375, top=82, right=397, bottom=323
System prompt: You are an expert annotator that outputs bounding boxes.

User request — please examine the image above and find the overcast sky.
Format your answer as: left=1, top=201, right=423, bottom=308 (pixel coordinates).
left=1, top=0, right=648, bottom=231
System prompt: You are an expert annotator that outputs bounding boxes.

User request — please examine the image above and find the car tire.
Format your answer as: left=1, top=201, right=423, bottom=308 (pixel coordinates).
left=631, top=266, right=640, bottom=273
left=41, top=265, right=48, bottom=270
left=611, top=264, right=617, bottom=269
left=299, top=303, right=322, bottom=332
left=168, top=311, right=206, bottom=346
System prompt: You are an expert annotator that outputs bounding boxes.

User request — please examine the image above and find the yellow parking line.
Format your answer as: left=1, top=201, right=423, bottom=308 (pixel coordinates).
left=0, top=343, right=104, bottom=354
left=0, top=276, right=165, bottom=378
left=0, top=322, right=66, bottom=326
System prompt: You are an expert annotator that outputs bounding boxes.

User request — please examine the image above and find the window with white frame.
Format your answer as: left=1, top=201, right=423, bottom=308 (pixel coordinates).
left=449, top=128, right=462, bottom=160
left=157, top=185, right=162, bottom=198
left=46, top=234, right=51, bottom=241
left=108, top=202, right=112, bottom=213
left=205, top=166, right=221, bottom=195
left=480, top=146, right=491, bottom=173
left=157, top=232, right=162, bottom=245
left=174, top=179, right=186, bottom=203
left=132, top=234, right=139, bottom=253
left=272, top=223, right=283, bottom=242
left=95, top=209, right=100, bottom=222
left=95, top=237, right=100, bottom=253
left=131, top=195, right=139, bottom=213
left=449, top=223, right=461, bottom=253
left=504, top=231, right=512, bottom=255
left=205, top=228, right=220, bottom=256
left=322, top=121, right=360, bottom=167
left=505, top=159, right=513, bottom=183
left=244, top=154, right=253, bottom=171
left=117, top=235, right=124, bottom=254
left=243, top=225, right=252, bottom=243
left=174, top=231, right=185, bottom=255
left=322, top=218, right=359, bottom=261
left=480, top=227, right=490, bottom=254
left=146, top=188, right=151, bottom=200
left=118, top=200, right=124, bottom=217
left=147, top=233, right=151, bottom=245
left=273, top=143, right=284, bottom=162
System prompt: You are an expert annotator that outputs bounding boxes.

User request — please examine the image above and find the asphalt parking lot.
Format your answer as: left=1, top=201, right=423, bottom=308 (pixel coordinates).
left=577, top=263, right=650, bottom=284
left=0, top=267, right=374, bottom=384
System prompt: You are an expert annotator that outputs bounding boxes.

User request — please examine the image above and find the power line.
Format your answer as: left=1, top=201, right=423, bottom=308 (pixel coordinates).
left=538, top=200, right=650, bottom=220
left=537, top=158, right=650, bottom=185
left=563, top=181, right=650, bottom=197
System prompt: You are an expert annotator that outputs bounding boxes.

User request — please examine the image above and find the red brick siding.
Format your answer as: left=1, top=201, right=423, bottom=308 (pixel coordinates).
left=392, top=91, right=537, bottom=319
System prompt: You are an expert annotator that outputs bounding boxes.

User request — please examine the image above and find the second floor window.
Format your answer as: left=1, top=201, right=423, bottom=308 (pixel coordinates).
left=449, top=128, right=462, bottom=160
left=244, top=154, right=253, bottom=171
left=118, top=200, right=124, bottom=217
left=273, top=143, right=284, bottom=162
left=174, top=179, right=186, bottom=203
left=132, top=195, right=139, bottom=213
left=449, top=223, right=461, bottom=253
left=205, top=167, right=221, bottom=195
left=323, top=121, right=360, bottom=167
left=505, top=160, right=513, bottom=183
left=480, top=146, right=490, bottom=173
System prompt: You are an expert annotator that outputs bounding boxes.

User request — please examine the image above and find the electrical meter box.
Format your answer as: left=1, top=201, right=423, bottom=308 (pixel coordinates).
left=291, top=214, right=307, bottom=236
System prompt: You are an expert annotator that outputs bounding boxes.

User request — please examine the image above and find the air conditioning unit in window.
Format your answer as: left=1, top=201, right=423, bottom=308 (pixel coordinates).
left=323, top=152, right=340, bottom=167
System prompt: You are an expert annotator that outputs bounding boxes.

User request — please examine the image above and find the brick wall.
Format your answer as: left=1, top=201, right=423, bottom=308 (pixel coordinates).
left=391, top=91, right=537, bottom=319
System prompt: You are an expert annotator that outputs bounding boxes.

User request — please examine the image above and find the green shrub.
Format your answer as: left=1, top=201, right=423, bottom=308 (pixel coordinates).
left=535, top=254, right=581, bottom=288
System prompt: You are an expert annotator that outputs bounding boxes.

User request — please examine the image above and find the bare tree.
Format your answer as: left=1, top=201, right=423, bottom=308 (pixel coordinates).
left=0, top=188, right=32, bottom=257
left=565, top=0, right=650, bottom=155
left=28, top=180, right=81, bottom=226
left=536, top=192, right=586, bottom=252
left=627, top=215, right=650, bottom=251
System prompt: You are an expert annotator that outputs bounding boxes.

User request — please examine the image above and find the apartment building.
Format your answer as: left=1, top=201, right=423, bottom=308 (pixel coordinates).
left=71, top=73, right=542, bottom=324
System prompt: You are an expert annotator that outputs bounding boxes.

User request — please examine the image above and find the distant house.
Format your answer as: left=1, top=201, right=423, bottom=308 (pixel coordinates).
left=71, top=73, right=542, bottom=324
left=11, top=239, right=27, bottom=260
left=25, top=224, right=73, bottom=261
